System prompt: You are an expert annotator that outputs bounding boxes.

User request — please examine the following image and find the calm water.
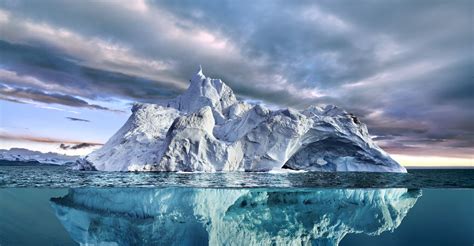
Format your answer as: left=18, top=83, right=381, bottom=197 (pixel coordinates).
left=1, top=165, right=473, bottom=188
left=0, top=165, right=473, bottom=246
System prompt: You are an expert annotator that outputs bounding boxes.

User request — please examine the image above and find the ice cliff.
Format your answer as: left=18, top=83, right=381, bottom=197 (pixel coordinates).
left=77, top=67, right=406, bottom=172
left=50, top=188, right=421, bottom=246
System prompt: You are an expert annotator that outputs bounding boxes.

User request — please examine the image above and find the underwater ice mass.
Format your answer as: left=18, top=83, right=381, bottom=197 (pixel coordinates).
left=50, top=187, right=421, bottom=246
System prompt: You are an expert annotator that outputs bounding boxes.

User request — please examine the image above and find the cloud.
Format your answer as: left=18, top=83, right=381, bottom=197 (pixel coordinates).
left=59, top=142, right=98, bottom=150
left=0, top=132, right=102, bottom=145
left=0, top=0, right=472, bottom=157
left=0, top=42, right=183, bottom=101
left=0, top=94, right=27, bottom=104
left=0, top=83, right=119, bottom=111
left=65, top=117, right=90, bottom=123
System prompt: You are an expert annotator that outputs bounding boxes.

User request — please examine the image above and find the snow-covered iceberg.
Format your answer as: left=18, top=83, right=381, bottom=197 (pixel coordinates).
left=50, top=187, right=421, bottom=246
left=77, top=67, right=406, bottom=172
left=0, top=148, right=78, bottom=165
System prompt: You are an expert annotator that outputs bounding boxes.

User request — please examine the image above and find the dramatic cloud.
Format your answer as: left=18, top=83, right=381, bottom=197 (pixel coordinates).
left=0, top=0, right=472, bottom=158
left=0, top=41, right=182, bottom=102
left=65, top=117, right=90, bottom=123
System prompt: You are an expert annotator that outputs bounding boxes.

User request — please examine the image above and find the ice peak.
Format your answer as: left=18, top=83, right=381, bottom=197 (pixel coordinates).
left=198, top=65, right=203, bottom=75
left=191, top=65, right=206, bottom=85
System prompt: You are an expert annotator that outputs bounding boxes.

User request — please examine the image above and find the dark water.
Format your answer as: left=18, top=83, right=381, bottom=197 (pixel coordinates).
left=0, top=165, right=473, bottom=245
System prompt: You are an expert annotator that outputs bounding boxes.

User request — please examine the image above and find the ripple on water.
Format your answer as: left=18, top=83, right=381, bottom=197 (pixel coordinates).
left=0, top=165, right=473, bottom=188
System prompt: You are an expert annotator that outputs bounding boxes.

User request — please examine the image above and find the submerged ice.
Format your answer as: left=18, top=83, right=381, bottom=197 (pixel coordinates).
left=50, top=188, right=421, bottom=246
left=77, top=67, right=406, bottom=173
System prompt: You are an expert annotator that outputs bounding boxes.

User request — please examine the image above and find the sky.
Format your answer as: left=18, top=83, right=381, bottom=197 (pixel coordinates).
left=0, top=0, right=472, bottom=166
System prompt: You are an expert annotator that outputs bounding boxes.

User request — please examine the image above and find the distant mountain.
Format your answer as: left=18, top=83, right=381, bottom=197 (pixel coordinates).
left=77, top=67, right=406, bottom=173
left=0, top=148, right=79, bottom=165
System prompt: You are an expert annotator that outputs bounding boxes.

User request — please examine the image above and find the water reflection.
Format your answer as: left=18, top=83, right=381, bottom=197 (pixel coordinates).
left=50, top=188, right=421, bottom=246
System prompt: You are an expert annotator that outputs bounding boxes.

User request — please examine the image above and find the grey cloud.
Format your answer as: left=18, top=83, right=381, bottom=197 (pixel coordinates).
left=0, top=84, right=115, bottom=111
left=0, top=41, right=183, bottom=101
left=65, top=117, right=90, bottom=123
left=0, top=95, right=27, bottom=104
left=59, top=142, right=99, bottom=150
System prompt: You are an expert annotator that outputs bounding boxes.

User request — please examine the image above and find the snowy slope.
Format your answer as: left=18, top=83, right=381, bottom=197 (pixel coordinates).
left=77, top=67, right=406, bottom=172
left=50, top=188, right=421, bottom=245
left=0, top=148, right=78, bottom=165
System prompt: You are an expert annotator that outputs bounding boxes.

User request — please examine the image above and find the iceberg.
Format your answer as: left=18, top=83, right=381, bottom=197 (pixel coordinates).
left=77, top=67, right=406, bottom=172
left=50, top=187, right=421, bottom=246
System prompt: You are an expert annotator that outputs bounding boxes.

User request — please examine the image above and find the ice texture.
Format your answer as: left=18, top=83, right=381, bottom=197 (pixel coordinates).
left=50, top=188, right=421, bottom=246
left=77, top=67, right=406, bottom=172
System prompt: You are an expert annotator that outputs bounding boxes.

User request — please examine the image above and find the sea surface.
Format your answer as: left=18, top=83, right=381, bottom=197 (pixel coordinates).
left=1, top=165, right=473, bottom=188
left=0, top=165, right=473, bottom=246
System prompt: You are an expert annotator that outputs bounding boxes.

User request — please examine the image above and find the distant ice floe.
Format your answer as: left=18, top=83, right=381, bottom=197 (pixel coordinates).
left=0, top=148, right=78, bottom=165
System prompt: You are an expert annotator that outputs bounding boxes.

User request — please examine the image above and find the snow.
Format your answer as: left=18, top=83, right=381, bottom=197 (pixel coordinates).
left=0, top=148, right=78, bottom=165
left=77, top=67, right=406, bottom=173
left=50, top=188, right=421, bottom=245
left=77, top=104, right=180, bottom=171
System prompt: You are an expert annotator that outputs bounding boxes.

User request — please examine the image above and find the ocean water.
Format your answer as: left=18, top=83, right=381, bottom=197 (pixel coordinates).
left=1, top=165, right=473, bottom=188
left=0, top=165, right=473, bottom=246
